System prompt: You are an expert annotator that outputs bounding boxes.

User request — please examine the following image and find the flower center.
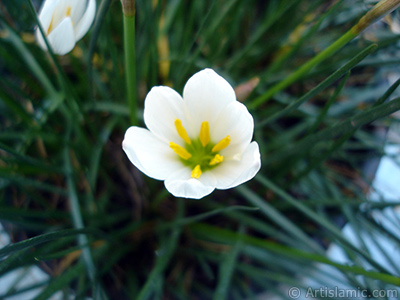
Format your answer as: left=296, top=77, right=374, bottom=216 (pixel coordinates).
left=170, top=119, right=230, bottom=179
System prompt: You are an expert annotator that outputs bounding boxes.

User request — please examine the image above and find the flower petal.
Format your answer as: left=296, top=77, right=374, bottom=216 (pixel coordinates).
left=46, top=17, right=76, bottom=55
left=144, top=86, right=187, bottom=144
left=66, top=0, right=88, bottom=23
left=165, top=168, right=216, bottom=199
left=122, top=126, right=182, bottom=180
left=74, top=0, right=96, bottom=41
left=211, top=142, right=261, bottom=189
left=37, top=0, right=59, bottom=31
left=183, top=69, right=236, bottom=136
left=35, top=0, right=60, bottom=50
left=211, top=101, right=254, bottom=158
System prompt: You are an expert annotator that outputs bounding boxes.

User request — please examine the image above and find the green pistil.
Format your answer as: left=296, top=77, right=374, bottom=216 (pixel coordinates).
left=181, top=138, right=219, bottom=172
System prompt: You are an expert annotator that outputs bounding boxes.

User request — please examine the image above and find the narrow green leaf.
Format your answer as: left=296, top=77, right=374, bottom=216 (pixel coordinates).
left=0, top=141, right=62, bottom=173
left=158, top=205, right=259, bottom=230
left=256, top=44, right=377, bottom=126
left=87, top=0, right=113, bottom=100
left=88, top=117, right=119, bottom=190
left=213, top=225, right=244, bottom=300
left=179, top=0, right=238, bottom=79
left=254, top=176, right=393, bottom=274
left=308, top=71, right=351, bottom=134
left=34, top=243, right=91, bottom=261
left=237, top=186, right=323, bottom=254
left=0, top=81, right=34, bottom=125
left=271, top=96, right=400, bottom=164
left=136, top=199, right=184, bottom=300
left=250, top=28, right=360, bottom=108
left=0, top=281, right=48, bottom=299
left=33, top=245, right=108, bottom=300
left=0, top=248, right=32, bottom=275
left=123, top=13, right=138, bottom=125
left=64, top=143, right=98, bottom=286
left=0, top=228, right=97, bottom=259
left=83, top=102, right=131, bottom=116
left=0, top=20, right=56, bottom=97
left=190, top=223, right=400, bottom=286
left=226, top=0, right=299, bottom=71
left=291, top=129, right=355, bottom=182
left=0, top=169, right=67, bottom=195
left=259, top=0, right=345, bottom=81
left=374, top=77, right=400, bottom=107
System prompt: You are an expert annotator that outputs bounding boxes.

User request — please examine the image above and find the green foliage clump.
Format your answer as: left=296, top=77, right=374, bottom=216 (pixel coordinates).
left=1, top=0, right=400, bottom=299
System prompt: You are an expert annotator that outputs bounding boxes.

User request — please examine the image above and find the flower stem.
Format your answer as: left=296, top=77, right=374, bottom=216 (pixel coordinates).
left=250, top=0, right=400, bottom=109
left=122, top=1, right=137, bottom=125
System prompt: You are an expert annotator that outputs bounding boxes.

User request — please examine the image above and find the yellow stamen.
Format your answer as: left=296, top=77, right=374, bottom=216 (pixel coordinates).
left=170, top=142, right=192, bottom=160
left=174, top=119, right=191, bottom=145
left=209, top=154, right=224, bottom=166
left=199, top=121, right=210, bottom=147
left=212, top=135, right=231, bottom=152
left=66, top=6, right=72, bottom=17
left=191, top=165, right=202, bottom=179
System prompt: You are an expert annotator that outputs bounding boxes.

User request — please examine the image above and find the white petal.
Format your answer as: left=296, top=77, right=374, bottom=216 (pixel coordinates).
left=144, top=86, right=187, bottom=144
left=67, top=0, right=87, bottom=23
left=43, top=0, right=87, bottom=31
left=35, top=0, right=59, bottom=50
left=46, top=17, right=76, bottom=55
left=165, top=168, right=216, bottom=199
left=211, top=101, right=254, bottom=158
left=183, top=69, right=236, bottom=136
left=49, top=0, right=68, bottom=25
left=211, top=142, right=261, bottom=189
left=37, top=0, right=59, bottom=32
left=74, top=0, right=96, bottom=41
left=122, top=126, right=182, bottom=180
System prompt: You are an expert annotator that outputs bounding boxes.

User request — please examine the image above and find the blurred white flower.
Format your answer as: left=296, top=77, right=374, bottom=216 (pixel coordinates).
left=35, top=0, right=96, bottom=55
left=123, top=69, right=261, bottom=199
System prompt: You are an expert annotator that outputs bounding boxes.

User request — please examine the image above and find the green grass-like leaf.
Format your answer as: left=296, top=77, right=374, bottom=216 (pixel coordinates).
left=0, top=229, right=98, bottom=259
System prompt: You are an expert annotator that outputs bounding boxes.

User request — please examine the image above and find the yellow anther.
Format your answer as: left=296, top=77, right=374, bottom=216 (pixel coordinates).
left=212, top=135, right=231, bottom=152
left=66, top=6, right=72, bottom=17
left=174, top=119, right=191, bottom=145
left=170, top=142, right=192, bottom=160
left=209, top=154, right=224, bottom=166
left=191, top=165, right=202, bottom=179
left=199, top=121, right=210, bottom=147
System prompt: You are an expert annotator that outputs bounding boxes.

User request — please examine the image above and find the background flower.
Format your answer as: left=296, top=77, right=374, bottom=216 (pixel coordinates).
left=35, top=0, right=96, bottom=55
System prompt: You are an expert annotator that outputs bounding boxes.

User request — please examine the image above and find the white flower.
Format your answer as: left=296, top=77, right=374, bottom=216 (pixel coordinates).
left=122, top=69, right=261, bottom=199
left=35, top=0, right=96, bottom=55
